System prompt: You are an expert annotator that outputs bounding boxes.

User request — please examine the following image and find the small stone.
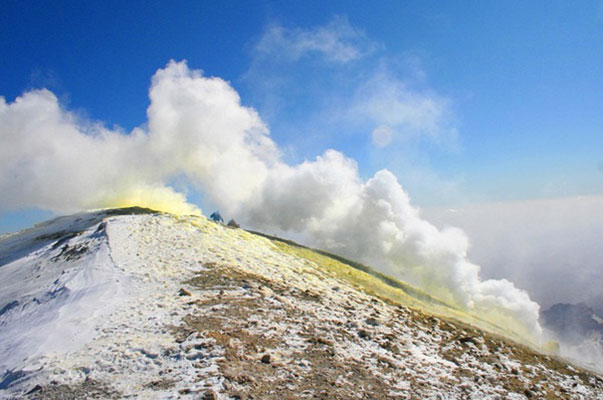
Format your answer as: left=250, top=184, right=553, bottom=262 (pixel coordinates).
left=259, top=286, right=273, bottom=297
left=26, top=385, right=43, bottom=394
left=178, top=288, right=192, bottom=296
left=358, top=329, right=371, bottom=339
left=523, top=389, right=534, bottom=398
left=458, top=336, right=476, bottom=345
left=203, top=390, right=217, bottom=400
left=366, top=317, right=380, bottom=326
left=261, top=354, right=271, bottom=364
left=233, top=374, right=255, bottom=384
left=309, top=336, right=334, bottom=346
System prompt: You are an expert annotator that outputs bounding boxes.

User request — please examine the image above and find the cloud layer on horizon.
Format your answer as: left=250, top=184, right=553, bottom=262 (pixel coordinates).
left=424, top=196, right=603, bottom=314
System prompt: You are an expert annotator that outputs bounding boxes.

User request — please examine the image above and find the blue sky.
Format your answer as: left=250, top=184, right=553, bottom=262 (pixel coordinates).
left=1, top=0, right=603, bottom=233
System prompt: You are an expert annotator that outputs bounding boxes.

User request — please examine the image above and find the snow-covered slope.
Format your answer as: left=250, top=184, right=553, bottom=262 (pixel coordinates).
left=1, top=208, right=602, bottom=399
left=0, top=211, right=128, bottom=377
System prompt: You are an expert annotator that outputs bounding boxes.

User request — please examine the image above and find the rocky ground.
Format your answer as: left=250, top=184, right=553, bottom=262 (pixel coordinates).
left=1, top=210, right=603, bottom=399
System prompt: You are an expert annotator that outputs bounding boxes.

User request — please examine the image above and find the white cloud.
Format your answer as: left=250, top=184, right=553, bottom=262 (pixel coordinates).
left=425, top=196, right=603, bottom=370
left=0, top=60, right=541, bottom=337
left=424, top=195, right=603, bottom=316
left=246, top=18, right=456, bottom=161
left=350, top=66, right=458, bottom=148
left=0, top=60, right=279, bottom=216
left=254, top=16, right=377, bottom=64
left=247, top=164, right=541, bottom=335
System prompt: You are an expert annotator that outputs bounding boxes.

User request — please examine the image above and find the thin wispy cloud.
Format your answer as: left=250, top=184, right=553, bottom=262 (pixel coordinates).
left=246, top=17, right=458, bottom=160
left=347, top=65, right=458, bottom=149
left=253, top=16, right=378, bottom=64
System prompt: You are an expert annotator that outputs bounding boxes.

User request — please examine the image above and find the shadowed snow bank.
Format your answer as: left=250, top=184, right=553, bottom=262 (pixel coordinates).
left=0, top=211, right=132, bottom=383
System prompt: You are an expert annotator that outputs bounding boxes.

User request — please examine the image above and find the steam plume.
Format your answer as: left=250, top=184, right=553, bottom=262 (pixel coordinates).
left=0, top=60, right=541, bottom=336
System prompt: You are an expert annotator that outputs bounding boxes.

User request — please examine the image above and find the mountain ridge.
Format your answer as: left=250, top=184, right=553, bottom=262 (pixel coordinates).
left=1, top=208, right=602, bottom=399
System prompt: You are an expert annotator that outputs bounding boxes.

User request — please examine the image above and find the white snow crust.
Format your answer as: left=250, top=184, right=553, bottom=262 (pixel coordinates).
left=0, top=211, right=602, bottom=399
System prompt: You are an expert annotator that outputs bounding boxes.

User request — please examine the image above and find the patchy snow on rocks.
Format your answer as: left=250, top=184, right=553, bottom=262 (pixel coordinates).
left=1, top=209, right=602, bottom=399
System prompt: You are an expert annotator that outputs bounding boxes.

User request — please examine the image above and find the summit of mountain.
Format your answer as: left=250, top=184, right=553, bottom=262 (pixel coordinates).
left=1, top=208, right=602, bottom=399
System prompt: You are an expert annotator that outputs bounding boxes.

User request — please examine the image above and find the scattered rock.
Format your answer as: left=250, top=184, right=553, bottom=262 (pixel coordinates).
left=358, top=329, right=371, bottom=339
left=303, top=289, right=321, bottom=301
left=227, top=219, right=240, bottom=228
left=309, top=336, right=334, bottom=346
left=381, top=341, right=400, bottom=354
left=26, top=385, right=43, bottom=394
left=458, top=336, right=477, bottom=345
left=23, top=379, right=118, bottom=399
left=259, top=286, right=273, bottom=297
left=14, top=212, right=603, bottom=400
left=230, top=374, right=255, bottom=384
left=203, top=390, right=218, bottom=400
left=145, top=378, right=177, bottom=390
left=141, top=348, right=159, bottom=359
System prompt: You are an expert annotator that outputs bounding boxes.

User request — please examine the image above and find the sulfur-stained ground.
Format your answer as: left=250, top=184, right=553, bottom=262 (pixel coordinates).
left=2, top=210, right=603, bottom=399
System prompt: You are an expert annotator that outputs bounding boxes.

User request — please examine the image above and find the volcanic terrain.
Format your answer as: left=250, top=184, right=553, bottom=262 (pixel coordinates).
left=1, top=208, right=602, bottom=399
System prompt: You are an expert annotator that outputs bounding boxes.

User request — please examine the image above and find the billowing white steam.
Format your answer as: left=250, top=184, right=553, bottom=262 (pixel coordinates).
left=0, top=60, right=541, bottom=336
